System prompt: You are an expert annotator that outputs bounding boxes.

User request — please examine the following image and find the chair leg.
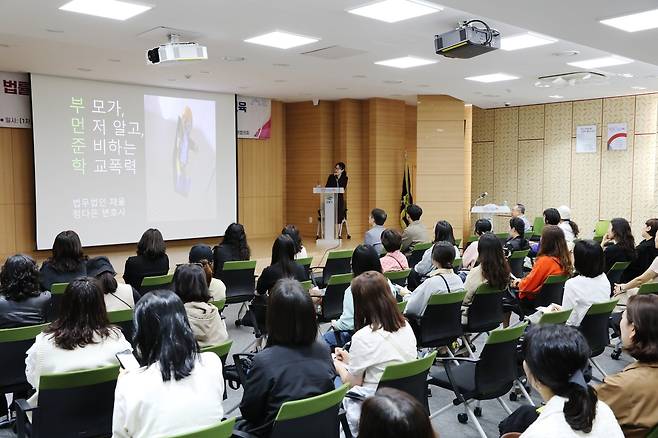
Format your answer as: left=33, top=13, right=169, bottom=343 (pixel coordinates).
left=590, top=358, right=607, bottom=379
left=516, top=380, right=535, bottom=407
left=429, top=402, right=456, bottom=419
left=464, top=402, right=488, bottom=438
left=496, top=397, right=513, bottom=415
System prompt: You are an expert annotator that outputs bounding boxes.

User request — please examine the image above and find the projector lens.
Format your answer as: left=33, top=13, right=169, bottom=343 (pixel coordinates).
left=147, top=48, right=160, bottom=63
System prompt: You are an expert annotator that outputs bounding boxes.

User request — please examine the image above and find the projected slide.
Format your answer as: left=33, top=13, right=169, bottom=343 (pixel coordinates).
left=31, top=74, right=237, bottom=249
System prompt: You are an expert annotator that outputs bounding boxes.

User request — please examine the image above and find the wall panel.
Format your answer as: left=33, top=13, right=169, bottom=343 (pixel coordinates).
left=543, top=102, right=573, bottom=209
left=493, top=108, right=518, bottom=231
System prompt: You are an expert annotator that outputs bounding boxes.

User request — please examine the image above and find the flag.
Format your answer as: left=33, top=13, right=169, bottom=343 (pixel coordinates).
left=400, top=160, right=413, bottom=229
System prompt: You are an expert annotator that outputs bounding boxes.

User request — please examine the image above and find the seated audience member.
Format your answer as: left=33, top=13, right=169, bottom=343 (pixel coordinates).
left=256, top=234, right=307, bottom=295
left=334, top=271, right=417, bottom=435
left=614, top=254, right=658, bottom=301
left=25, top=278, right=130, bottom=406
left=505, top=217, right=531, bottom=255
left=400, top=204, right=430, bottom=255
left=462, top=218, right=492, bottom=269
left=173, top=264, right=228, bottom=348
left=188, top=244, right=226, bottom=301
left=112, top=290, right=224, bottom=438
left=519, top=325, right=623, bottom=437
left=413, top=220, right=461, bottom=280
left=404, top=242, right=464, bottom=318
left=88, top=256, right=139, bottom=311
left=622, top=218, right=658, bottom=283
left=323, top=244, right=397, bottom=350
left=462, top=233, right=510, bottom=324
left=281, top=224, right=308, bottom=259
left=39, top=230, right=88, bottom=291
left=0, top=254, right=51, bottom=328
left=602, top=218, right=637, bottom=277
left=238, top=279, right=335, bottom=437
left=358, top=388, right=437, bottom=438
left=557, top=240, right=611, bottom=326
left=597, top=294, right=658, bottom=438
left=508, top=226, right=572, bottom=324
left=380, top=229, right=409, bottom=272
left=512, top=203, right=532, bottom=232
left=123, top=228, right=169, bottom=290
left=364, top=208, right=387, bottom=254
left=529, top=208, right=561, bottom=256
left=557, top=205, right=580, bottom=244
left=213, top=222, right=250, bottom=277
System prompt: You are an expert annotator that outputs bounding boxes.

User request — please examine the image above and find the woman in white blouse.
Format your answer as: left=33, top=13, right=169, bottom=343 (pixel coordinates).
left=520, top=324, right=623, bottom=438
left=112, top=289, right=224, bottom=438
left=25, top=278, right=130, bottom=406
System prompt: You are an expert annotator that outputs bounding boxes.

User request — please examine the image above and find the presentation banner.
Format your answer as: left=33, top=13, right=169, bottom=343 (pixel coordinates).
left=607, top=122, right=627, bottom=151
left=0, top=72, right=31, bottom=128
left=237, top=95, right=271, bottom=139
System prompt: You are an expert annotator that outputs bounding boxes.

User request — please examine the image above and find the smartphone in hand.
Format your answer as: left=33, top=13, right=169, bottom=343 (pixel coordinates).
left=116, top=349, right=140, bottom=370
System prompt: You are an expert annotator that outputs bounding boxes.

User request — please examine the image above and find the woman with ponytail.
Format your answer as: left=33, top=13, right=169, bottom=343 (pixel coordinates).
left=520, top=324, right=623, bottom=437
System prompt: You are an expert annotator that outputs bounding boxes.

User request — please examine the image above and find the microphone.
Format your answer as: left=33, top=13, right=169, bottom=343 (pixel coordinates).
left=480, top=192, right=488, bottom=198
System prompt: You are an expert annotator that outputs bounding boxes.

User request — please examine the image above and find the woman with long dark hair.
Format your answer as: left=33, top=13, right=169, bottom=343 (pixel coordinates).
left=413, top=219, right=461, bottom=280
left=325, top=162, right=348, bottom=225
left=621, top=218, right=658, bottom=283
left=25, top=278, right=130, bottom=406
left=0, top=254, right=51, bottom=328
left=123, top=228, right=169, bottom=290
left=282, top=224, right=307, bottom=259
left=213, top=222, right=251, bottom=277
left=112, top=290, right=224, bottom=438
left=256, top=234, right=306, bottom=295
left=519, top=325, right=623, bottom=437
left=39, top=230, right=88, bottom=290
left=602, top=218, right=636, bottom=276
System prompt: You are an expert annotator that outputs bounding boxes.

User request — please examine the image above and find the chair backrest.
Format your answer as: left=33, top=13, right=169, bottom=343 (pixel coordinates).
left=378, top=351, right=437, bottom=414
left=475, top=323, right=528, bottom=398
left=638, top=282, right=658, bottom=295
left=531, top=217, right=544, bottom=238
left=495, top=233, right=508, bottom=245
left=50, top=282, right=68, bottom=294
left=607, top=261, right=631, bottom=285
left=221, top=260, right=257, bottom=303
left=384, top=269, right=411, bottom=287
left=534, top=275, right=569, bottom=308
left=412, top=291, right=465, bottom=348
left=200, top=340, right=233, bottom=366
left=538, top=309, right=572, bottom=325
left=320, top=273, right=353, bottom=321
left=579, top=299, right=618, bottom=357
left=508, top=249, right=529, bottom=278
left=0, top=323, right=49, bottom=390
left=296, top=257, right=313, bottom=281
left=49, top=282, right=68, bottom=320
left=35, top=365, right=119, bottom=437
left=453, top=258, right=463, bottom=269
left=300, top=280, right=313, bottom=291
left=455, top=238, right=462, bottom=248
left=211, top=299, right=226, bottom=311
left=321, top=250, right=353, bottom=286
left=139, top=273, right=174, bottom=295
left=397, top=301, right=407, bottom=313
left=168, top=417, right=236, bottom=438
left=107, top=309, right=134, bottom=344
left=463, top=284, right=504, bottom=333
left=270, top=384, right=350, bottom=438
left=407, top=242, right=432, bottom=269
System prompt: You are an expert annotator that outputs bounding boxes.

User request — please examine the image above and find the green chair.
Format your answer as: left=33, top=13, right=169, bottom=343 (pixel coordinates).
left=462, top=284, right=505, bottom=337
left=378, top=351, right=437, bottom=414
left=168, top=417, right=236, bottom=438
left=139, top=273, right=174, bottom=295
left=314, top=250, right=353, bottom=288
left=49, top=282, right=68, bottom=320
left=579, top=299, right=619, bottom=379
left=296, top=256, right=313, bottom=281
left=453, top=258, right=463, bottom=269
left=200, top=340, right=233, bottom=365
left=455, top=238, right=462, bottom=248
left=319, top=273, right=353, bottom=322
left=384, top=269, right=411, bottom=287
left=638, top=282, right=658, bottom=295
left=409, top=291, right=466, bottom=349
left=593, top=220, right=610, bottom=243
left=533, top=275, right=570, bottom=309
left=538, top=309, right=572, bottom=325
left=607, top=261, right=630, bottom=285
left=108, top=309, right=134, bottom=344
left=495, top=232, right=508, bottom=244
left=267, top=385, right=350, bottom=438
left=646, top=424, right=658, bottom=438
left=300, top=280, right=313, bottom=291
left=16, top=365, right=120, bottom=438
left=211, top=298, right=226, bottom=311
left=221, top=260, right=257, bottom=305
left=397, top=301, right=407, bottom=313
left=508, top=249, right=529, bottom=278
left=407, top=242, right=432, bottom=269
left=50, top=282, right=68, bottom=294
left=523, top=231, right=533, bottom=240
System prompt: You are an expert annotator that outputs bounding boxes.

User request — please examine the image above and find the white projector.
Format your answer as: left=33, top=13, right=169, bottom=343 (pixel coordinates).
left=146, top=36, right=208, bottom=65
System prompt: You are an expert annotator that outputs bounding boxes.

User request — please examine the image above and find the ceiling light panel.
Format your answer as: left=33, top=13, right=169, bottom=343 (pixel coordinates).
left=59, top=0, right=152, bottom=20
left=600, top=9, right=658, bottom=32
left=465, top=73, right=519, bottom=83
left=244, top=31, right=318, bottom=49
left=567, top=56, right=633, bottom=69
left=375, top=56, right=437, bottom=68
left=347, top=0, right=442, bottom=23
left=500, top=32, right=557, bottom=51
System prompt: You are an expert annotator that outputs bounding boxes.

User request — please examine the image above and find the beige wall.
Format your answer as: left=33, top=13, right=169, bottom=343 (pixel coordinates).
left=472, top=94, right=658, bottom=238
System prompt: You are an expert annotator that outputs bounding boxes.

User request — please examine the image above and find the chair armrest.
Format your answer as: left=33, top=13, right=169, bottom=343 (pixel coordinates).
left=14, top=399, right=35, bottom=414
left=231, top=431, right=258, bottom=438
left=15, top=398, right=36, bottom=438
left=435, top=357, right=479, bottom=363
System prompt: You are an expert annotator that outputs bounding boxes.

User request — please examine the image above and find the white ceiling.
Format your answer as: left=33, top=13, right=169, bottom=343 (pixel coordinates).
left=0, top=0, right=657, bottom=108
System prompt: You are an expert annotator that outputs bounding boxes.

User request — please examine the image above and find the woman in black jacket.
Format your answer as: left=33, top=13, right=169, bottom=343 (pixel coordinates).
left=213, top=223, right=250, bottom=277
left=123, top=228, right=169, bottom=290
left=39, top=230, right=87, bottom=291
left=621, top=218, right=658, bottom=283
left=0, top=254, right=51, bottom=328
left=256, top=235, right=307, bottom=295
left=601, top=218, right=636, bottom=277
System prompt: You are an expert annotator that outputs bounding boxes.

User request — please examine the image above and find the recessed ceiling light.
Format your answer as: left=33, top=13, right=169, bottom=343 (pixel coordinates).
left=383, top=80, right=403, bottom=84
left=347, top=0, right=442, bottom=23
left=600, top=9, right=658, bottom=32
left=465, top=73, right=519, bottom=83
left=632, top=86, right=647, bottom=90
left=567, top=55, right=633, bottom=69
left=549, top=95, right=564, bottom=98
left=620, top=73, right=634, bottom=78
left=77, top=67, right=92, bottom=72
left=221, top=56, right=245, bottom=62
left=375, top=56, right=437, bottom=69
left=59, top=0, right=152, bottom=20
left=500, top=32, right=557, bottom=51
left=244, top=31, right=319, bottom=49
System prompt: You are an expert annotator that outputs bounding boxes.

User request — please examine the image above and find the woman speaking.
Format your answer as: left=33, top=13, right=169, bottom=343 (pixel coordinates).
left=325, top=162, right=348, bottom=226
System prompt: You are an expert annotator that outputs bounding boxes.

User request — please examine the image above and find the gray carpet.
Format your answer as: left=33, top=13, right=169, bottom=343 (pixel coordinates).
left=1, top=306, right=632, bottom=438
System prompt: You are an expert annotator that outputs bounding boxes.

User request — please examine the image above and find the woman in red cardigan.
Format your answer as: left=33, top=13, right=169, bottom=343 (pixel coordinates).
left=505, top=225, right=573, bottom=326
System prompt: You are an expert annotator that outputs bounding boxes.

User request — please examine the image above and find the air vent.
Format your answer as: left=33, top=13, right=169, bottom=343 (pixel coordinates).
left=534, top=71, right=606, bottom=88
left=300, top=45, right=366, bottom=59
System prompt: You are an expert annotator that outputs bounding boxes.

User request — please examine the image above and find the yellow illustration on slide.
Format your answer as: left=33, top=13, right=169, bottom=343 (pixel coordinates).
left=173, top=106, right=197, bottom=196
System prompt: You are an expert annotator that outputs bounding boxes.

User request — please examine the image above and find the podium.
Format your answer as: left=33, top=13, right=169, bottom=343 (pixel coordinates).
left=471, top=204, right=511, bottom=230
left=313, top=187, right=344, bottom=246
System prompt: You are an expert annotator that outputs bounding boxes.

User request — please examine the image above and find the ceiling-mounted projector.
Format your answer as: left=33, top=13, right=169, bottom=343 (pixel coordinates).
left=435, top=20, right=500, bottom=59
left=146, top=34, right=208, bottom=65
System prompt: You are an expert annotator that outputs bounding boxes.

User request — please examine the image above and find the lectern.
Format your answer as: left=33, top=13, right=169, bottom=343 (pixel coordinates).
left=313, top=187, right=344, bottom=246
left=471, top=203, right=511, bottom=230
